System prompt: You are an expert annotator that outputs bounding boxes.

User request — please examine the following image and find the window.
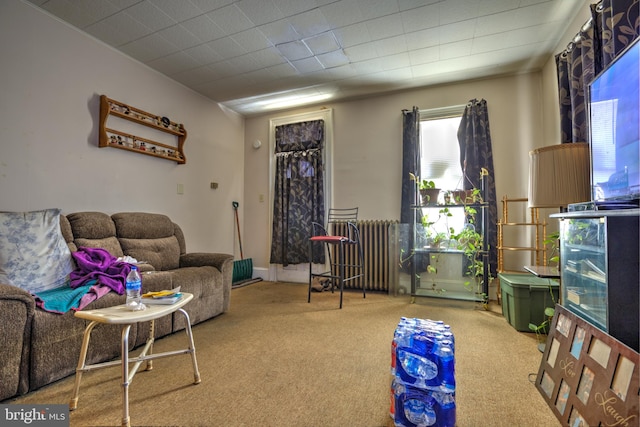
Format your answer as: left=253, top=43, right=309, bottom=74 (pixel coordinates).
left=419, top=106, right=465, bottom=235
left=419, top=116, right=463, bottom=192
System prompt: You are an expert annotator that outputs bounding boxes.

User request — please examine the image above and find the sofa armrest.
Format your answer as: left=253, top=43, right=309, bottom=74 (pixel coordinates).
left=180, top=253, right=234, bottom=271
left=0, top=283, right=36, bottom=400
left=180, top=253, right=234, bottom=313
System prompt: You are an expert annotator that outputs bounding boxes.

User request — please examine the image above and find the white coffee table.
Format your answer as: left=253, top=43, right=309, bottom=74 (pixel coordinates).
left=69, top=292, right=200, bottom=427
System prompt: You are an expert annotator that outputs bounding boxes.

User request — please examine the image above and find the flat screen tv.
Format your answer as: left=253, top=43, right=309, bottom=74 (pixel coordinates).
left=588, top=36, right=640, bottom=204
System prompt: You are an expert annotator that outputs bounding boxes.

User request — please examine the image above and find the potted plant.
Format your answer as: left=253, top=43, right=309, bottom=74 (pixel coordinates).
left=409, top=173, right=441, bottom=205
left=449, top=167, right=486, bottom=205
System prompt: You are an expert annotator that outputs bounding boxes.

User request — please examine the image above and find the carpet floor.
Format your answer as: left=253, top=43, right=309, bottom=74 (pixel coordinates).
left=6, top=281, right=559, bottom=426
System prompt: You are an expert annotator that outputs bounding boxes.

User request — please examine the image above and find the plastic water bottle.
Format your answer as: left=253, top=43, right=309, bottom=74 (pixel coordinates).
left=125, top=265, right=146, bottom=311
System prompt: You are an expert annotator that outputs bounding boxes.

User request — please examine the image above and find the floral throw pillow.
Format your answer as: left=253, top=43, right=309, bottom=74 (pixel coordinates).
left=0, top=209, right=74, bottom=294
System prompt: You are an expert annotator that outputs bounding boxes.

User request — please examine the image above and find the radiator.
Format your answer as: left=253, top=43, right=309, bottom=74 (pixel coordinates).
left=330, top=220, right=398, bottom=292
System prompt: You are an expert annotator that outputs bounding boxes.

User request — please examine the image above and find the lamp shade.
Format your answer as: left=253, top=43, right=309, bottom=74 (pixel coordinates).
left=528, top=143, right=591, bottom=208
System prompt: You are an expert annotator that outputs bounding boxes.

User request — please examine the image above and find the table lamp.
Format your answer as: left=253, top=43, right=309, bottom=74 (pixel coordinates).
left=528, top=143, right=591, bottom=211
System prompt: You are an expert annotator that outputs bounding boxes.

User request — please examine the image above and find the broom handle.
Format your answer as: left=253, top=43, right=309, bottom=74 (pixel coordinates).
left=232, top=202, right=244, bottom=259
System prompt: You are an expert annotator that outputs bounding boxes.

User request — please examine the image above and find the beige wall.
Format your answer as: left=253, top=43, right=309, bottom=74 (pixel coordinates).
left=0, top=1, right=245, bottom=254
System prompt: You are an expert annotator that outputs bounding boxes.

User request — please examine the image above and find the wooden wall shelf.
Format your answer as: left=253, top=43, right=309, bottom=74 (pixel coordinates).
left=98, top=95, right=187, bottom=164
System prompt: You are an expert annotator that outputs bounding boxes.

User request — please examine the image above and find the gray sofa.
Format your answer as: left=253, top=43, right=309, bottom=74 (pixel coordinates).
left=0, top=211, right=233, bottom=402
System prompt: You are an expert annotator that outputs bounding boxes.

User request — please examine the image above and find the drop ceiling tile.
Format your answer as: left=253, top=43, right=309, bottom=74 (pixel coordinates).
left=184, top=44, right=224, bottom=65
left=235, top=0, right=285, bottom=26
left=439, top=0, right=479, bottom=25
left=265, top=62, right=299, bottom=78
left=290, top=56, right=324, bottom=73
left=317, top=50, right=350, bottom=69
left=515, top=1, right=566, bottom=26
left=148, top=51, right=200, bottom=75
left=351, top=57, right=383, bottom=75
left=400, top=3, right=439, bottom=33
left=207, top=4, right=253, bottom=35
left=289, top=8, right=331, bottom=38
left=438, top=20, right=476, bottom=44
left=258, top=19, right=300, bottom=45
left=179, top=14, right=226, bottom=43
left=188, top=0, right=235, bottom=14
left=105, top=0, right=139, bottom=7
left=149, top=0, right=204, bottom=23
left=231, top=28, right=272, bottom=52
left=332, top=22, right=371, bottom=48
left=476, top=0, right=520, bottom=16
left=242, top=67, right=277, bottom=83
left=304, top=31, right=341, bottom=55
left=374, top=35, right=407, bottom=57
left=398, top=0, right=440, bottom=12
left=172, top=65, right=221, bottom=86
left=119, top=33, right=179, bottom=63
left=271, top=0, right=317, bottom=17
left=357, top=0, right=399, bottom=20
left=379, top=52, right=411, bottom=70
left=472, top=22, right=556, bottom=54
left=39, top=0, right=118, bottom=28
left=158, top=25, right=201, bottom=50
left=251, top=47, right=287, bottom=68
left=227, top=52, right=262, bottom=72
left=405, top=27, right=440, bottom=51
left=85, top=13, right=152, bottom=47
left=409, top=45, right=439, bottom=65
left=206, top=37, right=247, bottom=60
left=474, top=8, right=520, bottom=36
left=344, top=43, right=378, bottom=62
left=125, top=1, right=175, bottom=31
left=277, top=40, right=313, bottom=61
left=366, top=14, right=404, bottom=41
left=319, top=0, right=365, bottom=29
left=439, top=40, right=472, bottom=60
left=207, top=60, right=241, bottom=78
left=326, top=63, right=359, bottom=79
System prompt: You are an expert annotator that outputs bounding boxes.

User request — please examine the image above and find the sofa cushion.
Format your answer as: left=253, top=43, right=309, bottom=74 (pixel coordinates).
left=113, top=213, right=180, bottom=270
left=67, top=212, right=123, bottom=257
left=112, top=212, right=174, bottom=239
left=118, top=237, right=180, bottom=271
left=0, top=209, right=74, bottom=293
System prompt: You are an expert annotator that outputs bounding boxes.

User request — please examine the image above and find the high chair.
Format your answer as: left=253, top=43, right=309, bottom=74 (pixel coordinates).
left=308, top=208, right=365, bottom=308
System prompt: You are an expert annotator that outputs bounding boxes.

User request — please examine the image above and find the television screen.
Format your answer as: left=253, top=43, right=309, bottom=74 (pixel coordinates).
left=588, top=37, right=640, bottom=202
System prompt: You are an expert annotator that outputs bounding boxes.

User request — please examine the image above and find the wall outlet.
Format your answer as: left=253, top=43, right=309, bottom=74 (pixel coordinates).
left=177, top=183, right=184, bottom=194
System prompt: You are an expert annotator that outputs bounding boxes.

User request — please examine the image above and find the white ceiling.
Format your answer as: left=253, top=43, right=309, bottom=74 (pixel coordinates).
left=26, top=0, right=582, bottom=116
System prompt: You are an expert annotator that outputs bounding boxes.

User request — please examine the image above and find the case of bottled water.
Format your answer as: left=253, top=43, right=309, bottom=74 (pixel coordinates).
left=390, top=317, right=456, bottom=427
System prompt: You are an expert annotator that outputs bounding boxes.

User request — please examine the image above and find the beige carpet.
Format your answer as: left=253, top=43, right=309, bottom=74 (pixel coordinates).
left=7, top=282, right=559, bottom=426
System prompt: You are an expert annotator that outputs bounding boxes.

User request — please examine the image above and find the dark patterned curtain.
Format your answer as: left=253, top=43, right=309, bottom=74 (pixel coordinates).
left=556, top=0, right=639, bottom=143
left=457, top=99, right=498, bottom=277
left=401, top=107, right=420, bottom=223
left=270, top=120, right=325, bottom=266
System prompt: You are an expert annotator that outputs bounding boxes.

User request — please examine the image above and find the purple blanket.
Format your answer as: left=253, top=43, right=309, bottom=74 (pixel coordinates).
left=70, top=247, right=130, bottom=294
left=34, top=247, right=130, bottom=314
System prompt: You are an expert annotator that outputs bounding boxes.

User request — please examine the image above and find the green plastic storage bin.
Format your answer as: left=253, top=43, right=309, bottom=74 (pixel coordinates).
left=499, top=273, right=559, bottom=332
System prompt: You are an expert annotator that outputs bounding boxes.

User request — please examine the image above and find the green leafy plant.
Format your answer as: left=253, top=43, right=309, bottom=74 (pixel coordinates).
left=529, top=305, right=556, bottom=346
left=448, top=202, right=492, bottom=308
left=419, top=179, right=436, bottom=190
left=529, top=232, right=561, bottom=348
